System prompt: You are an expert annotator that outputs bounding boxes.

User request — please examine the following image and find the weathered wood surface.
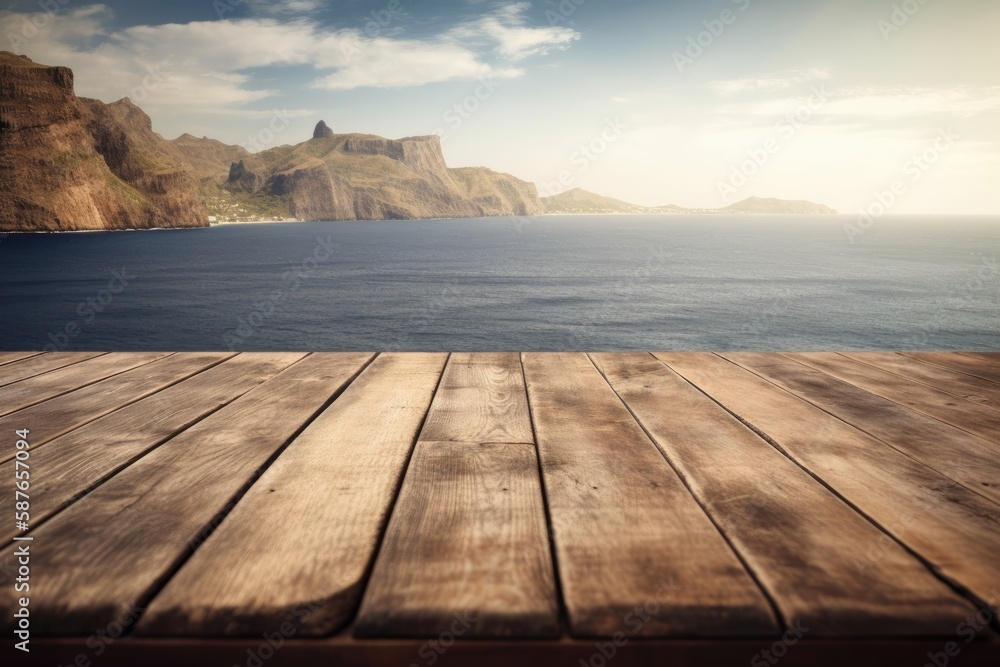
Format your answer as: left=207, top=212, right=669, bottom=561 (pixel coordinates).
left=723, top=353, right=1000, bottom=503
left=0, top=353, right=306, bottom=543
left=356, top=353, right=558, bottom=638
left=904, top=352, right=1000, bottom=385
left=0, top=351, right=104, bottom=386
left=139, top=353, right=446, bottom=637
left=0, top=350, right=997, bottom=664
left=0, top=352, right=167, bottom=416
left=842, top=352, right=1000, bottom=410
left=418, top=353, right=534, bottom=444
left=592, top=352, right=975, bottom=636
left=522, top=352, right=777, bottom=637
left=787, top=352, right=1000, bottom=444
left=0, top=352, right=232, bottom=463
left=656, top=353, right=1000, bottom=613
left=0, top=353, right=373, bottom=635
left=0, top=351, right=43, bottom=367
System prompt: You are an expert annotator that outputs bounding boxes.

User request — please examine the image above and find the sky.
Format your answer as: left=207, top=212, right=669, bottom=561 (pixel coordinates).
left=1, top=0, right=998, bottom=213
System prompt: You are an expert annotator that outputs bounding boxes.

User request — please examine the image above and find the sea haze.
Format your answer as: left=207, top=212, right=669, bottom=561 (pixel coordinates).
left=1, top=215, right=998, bottom=352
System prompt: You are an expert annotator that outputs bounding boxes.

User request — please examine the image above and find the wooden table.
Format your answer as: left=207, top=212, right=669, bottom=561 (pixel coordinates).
left=1, top=351, right=998, bottom=666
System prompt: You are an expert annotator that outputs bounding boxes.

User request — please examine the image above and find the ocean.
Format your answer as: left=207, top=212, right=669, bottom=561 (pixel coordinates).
left=1, top=215, right=998, bottom=351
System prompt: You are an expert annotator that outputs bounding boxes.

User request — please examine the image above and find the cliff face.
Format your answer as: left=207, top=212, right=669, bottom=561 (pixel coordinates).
left=0, top=52, right=208, bottom=231
left=1, top=54, right=543, bottom=228
left=221, top=123, right=544, bottom=221
left=170, top=133, right=249, bottom=183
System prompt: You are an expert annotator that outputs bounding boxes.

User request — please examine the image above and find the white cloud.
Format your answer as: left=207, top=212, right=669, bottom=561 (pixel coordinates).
left=446, top=2, right=579, bottom=61
left=709, top=69, right=831, bottom=96
left=0, top=1, right=579, bottom=112
left=243, top=0, right=328, bottom=15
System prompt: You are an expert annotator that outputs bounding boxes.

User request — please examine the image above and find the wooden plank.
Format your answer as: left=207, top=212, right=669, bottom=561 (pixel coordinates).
left=656, top=353, right=1000, bottom=613
left=356, top=442, right=559, bottom=638
left=0, top=353, right=308, bottom=544
left=0, top=353, right=373, bottom=635
left=592, top=352, right=974, bottom=636
left=0, top=351, right=43, bottom=366
left=355, top=352, right=556, bottom=638
left=722, top=353, right=1000, bottom=504
left=137, top=353, right=445, bottom=637
left=522, top=352, right=777, bottom=637
left=0, top=351, right=104, bottom=387
left=787, top=352, right=1000, bottom=444
left=843, top=352, right=1000, bottom=411
left=904, top=352, right=1000, bottom=386
left=418, top=353, right=533, bottom=444
left=0, top=352, right=233, bottom=464
left=960, top=352, right=1000, bottom=362
left=0, top=352, right=169, bottom=416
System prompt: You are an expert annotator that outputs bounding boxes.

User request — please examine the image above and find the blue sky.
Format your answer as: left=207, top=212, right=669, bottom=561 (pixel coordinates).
left=2, top=0, right=998, bottom=213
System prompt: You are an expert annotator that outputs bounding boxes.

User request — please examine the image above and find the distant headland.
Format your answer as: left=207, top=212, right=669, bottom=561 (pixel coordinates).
left=0, top=52, right=836, bottom=232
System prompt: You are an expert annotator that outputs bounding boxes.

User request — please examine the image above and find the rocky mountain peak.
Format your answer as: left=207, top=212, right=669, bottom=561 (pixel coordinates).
left=313, top=120, right=334, bottom=139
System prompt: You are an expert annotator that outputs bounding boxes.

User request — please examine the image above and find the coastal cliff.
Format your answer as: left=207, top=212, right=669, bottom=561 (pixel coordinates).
left=0, top=53, right=543, bottom=230
left=0, top=52, right=208, bottom=231
left=1, top=53, right=834, bottom=231
left=216, top=125, right=544, bottom=222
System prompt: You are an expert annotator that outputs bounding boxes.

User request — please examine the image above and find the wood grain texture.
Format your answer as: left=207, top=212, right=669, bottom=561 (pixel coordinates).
left=0, top=351, right=104, bottom=387
left=0, top=353, right=307, bottom=543
left=723, top=353, right=1000, bottom=504
left=0, top=352, right=168, bottom=417
left=904, top=352, right=1000, bottom=386
left=0, top=351, right=43, bottom=366
left=0, top=353, right=373, bottom=635
left=0, top=352, right=232, bottom=464
left=842, top=353, right=1000, bottom=411
left=418, top=353, right=533, bottom=444
left=787, top=352, right=1000, bottom=444
left=522, top=352, right=778, bottom=638
left=138, top=353, right=445, bottom=637
left=960, top=353, right=1000, bottom=362
left=356, top=441, right=559, bottom=638
left=656, top=352, right=1000, bottom=613
left=592, top=352, right=974, bottom=636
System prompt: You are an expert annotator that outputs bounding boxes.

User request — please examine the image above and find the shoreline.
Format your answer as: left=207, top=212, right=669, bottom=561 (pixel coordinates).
left=4, top=212, right=998, bottom=235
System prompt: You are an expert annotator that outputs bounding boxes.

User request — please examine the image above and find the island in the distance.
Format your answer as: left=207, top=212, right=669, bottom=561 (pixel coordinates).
left=0, top=52, right=836, bottom=232
left=541, top=188, right=838, bottom=215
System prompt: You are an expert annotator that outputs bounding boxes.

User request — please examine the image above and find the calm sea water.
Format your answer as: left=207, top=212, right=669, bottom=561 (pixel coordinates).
left=1, top=215, right=998, bottom=351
